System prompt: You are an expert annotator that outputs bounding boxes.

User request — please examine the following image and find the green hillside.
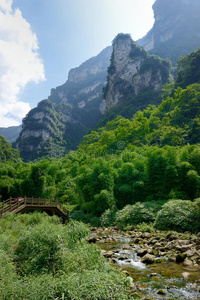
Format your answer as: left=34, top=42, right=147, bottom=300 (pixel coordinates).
left=0, top=135, right=20, bottom=163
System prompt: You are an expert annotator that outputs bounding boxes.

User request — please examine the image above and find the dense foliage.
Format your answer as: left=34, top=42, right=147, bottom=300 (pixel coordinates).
left=1, top=43, right=200, bottom=234
left=0, top=135, right=20, bottom=163
left=176, top=47, right=200, bottom=88
left=0, top=213, right=131, bottom=299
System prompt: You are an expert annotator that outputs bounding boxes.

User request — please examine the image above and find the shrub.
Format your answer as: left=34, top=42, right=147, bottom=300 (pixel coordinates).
left=154, top=199, right=200, bottom=232
left=100, top=209, right=116, bottom=227
left=0, top=213, right=131, bottom=299
left=136, top=223, right=155, bottom=233
left=56, top=270, right=130, bottom=300
left=15, top=222, right=65, bottom=275
left=115, top=202, right=155, bottom=227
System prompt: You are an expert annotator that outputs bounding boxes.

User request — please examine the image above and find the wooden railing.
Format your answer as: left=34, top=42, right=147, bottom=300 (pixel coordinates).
left=0, top=197, right=68, bottom=218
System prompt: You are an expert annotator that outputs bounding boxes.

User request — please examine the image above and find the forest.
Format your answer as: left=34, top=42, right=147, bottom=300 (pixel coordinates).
left=1, top=47, right=200, bottom=233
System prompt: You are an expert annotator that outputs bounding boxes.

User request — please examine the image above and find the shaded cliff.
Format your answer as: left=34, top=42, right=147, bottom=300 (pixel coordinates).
left=137, top=0, right=200, bottom=64
left=99, top=34, right=171, bottom=125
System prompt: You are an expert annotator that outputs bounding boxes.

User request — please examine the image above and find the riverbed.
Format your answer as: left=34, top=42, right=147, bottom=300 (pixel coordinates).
left=91, top=228, right=200, bottom=299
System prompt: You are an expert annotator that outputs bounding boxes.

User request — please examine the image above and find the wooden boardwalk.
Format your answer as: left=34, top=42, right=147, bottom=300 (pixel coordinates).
left=0, top=197, right=69, bottom=222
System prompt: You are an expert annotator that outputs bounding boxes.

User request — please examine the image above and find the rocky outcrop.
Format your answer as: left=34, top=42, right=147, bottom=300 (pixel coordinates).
left=15, top=46, right=112, bottom=161
left=104, top=34, right=170, bottom=110
left=137, top=0, right=200, bottom=64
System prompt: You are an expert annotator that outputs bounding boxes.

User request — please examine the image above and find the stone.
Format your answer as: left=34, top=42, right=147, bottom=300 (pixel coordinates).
left=141, top=253, right=155, bottom=264
left=141, top=232, right=151, bottom=238
left=122, top=244, right=131, bottom=250
left=87, top=234, right=98, bottom=243
left=101, top=250, right=114, bottom=258
left=190, top=283, right=198, bottom=290
left=168, top=256, right=176, bottom=262
left=183, top=259, right=193, bottom=267
left=176, top=253, right=186, bottom=263
left=181, top=272, right=190, bottom=280
left=133, top=238, right=141, bottom=243
left=184, top=249, right=196, bottom=257
left=137, top=249, right=147, bottom=257
left=165, top=232, right=177, bottom=240
left=178, top=239, right=190, bottom=245
left=150, top=273, right=158, bottom=277
left=157, top=289, right=167, bottom=295
left=176, top=244, right=194, bottom=252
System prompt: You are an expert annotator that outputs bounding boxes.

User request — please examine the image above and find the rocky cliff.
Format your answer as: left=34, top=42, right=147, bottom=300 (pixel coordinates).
left=104, top=34, right=170, bottom=112
left=137, top=0, right=200, bottom=64
left=15, top=46, right=112, bottom=161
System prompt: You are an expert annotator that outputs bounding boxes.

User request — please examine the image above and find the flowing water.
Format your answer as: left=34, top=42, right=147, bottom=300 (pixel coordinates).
left=95, top=231, right=200, bottom=299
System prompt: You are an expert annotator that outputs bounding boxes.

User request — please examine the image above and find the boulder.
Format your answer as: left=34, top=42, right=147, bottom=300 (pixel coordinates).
left=178, top=239, right=190, bottom=245
left=122, top=244, right=131, bottom=250
left=88, top=234, right=98, bottom=243
left=137, top=249, right=147, bottom=257
left=190, top=283, right=198, bottom=290
left=141, top=253, right=155, bottom=264
left=184, top=249, right=196, bottom=257
left=176, top=253, right=186, bottom=263
left=101, top=250, right=114, bottom=258
left=176, top=244, right=194, bottom=252
left=141, top=232, right=151, bottom=238
left=181, top=272, right=190, bottom=280
left=157, top=289, right=167, bottom=295
left=183, top=259, right=193, bottom=267
left=165, top=232, right=177, bottom=240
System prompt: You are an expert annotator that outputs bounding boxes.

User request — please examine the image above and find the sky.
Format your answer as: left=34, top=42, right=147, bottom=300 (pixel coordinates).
left=0, top=0, right=156, bottom=127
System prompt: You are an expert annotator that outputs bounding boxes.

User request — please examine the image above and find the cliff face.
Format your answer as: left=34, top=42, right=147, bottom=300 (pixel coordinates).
left=104, top=34, right=170, bottom=110
left=137, top=0, right=200, bottom=64
left=15, top=46, right=112, bottom=161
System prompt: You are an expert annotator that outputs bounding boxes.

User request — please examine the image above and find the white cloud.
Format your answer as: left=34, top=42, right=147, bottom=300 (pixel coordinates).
left=0, top=0, right=45, bottom=127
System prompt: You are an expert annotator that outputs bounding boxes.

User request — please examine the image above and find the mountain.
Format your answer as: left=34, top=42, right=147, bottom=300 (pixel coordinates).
left=99, top=34, right=171, bottom=125
left=15, top=46, right=112, bottom=161
left=0, top=125, right=22, bottom=143
left=15, top=0, right=200, bottom=161
left=137, top=0, right=200, bottom=64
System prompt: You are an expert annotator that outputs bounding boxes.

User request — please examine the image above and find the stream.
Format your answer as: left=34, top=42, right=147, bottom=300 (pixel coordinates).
left=94, top=229, right=200, bottom=299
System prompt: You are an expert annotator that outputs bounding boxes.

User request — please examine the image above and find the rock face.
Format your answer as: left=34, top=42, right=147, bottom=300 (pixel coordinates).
left=15, top=46, right=112, bottom=161
left=104, top=34, right=170, bottom=110
left=137, top=0, right=200, bottom=64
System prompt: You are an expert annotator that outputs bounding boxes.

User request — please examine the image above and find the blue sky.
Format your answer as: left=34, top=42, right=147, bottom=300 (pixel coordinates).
left=0, top=0, right=156, bottom=127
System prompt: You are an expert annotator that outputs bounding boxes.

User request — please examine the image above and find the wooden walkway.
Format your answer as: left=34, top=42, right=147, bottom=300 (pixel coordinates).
left=0, top=197, right=69, bottom=222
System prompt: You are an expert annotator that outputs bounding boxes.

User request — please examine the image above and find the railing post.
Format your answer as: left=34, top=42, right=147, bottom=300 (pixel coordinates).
left=44, top=198, right=46, bottom=206
left=31, top=197, right=33, bottom=205
left=17, top=197, right=19, bottom=208
left=9, top=196, right=12, bottom=211
left=2, top=201, right=4, bottom=214
left=24, top=196, right=27, bottom=205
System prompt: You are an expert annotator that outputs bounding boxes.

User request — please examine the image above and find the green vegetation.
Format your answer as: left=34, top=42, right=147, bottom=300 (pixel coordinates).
left=0, top=212, right=131, bottom=299
left=0, top=135, right=20, bottom=163
left=1, top=44, right=200, bottom=234
left=176, top=47, right=200, bottom=88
